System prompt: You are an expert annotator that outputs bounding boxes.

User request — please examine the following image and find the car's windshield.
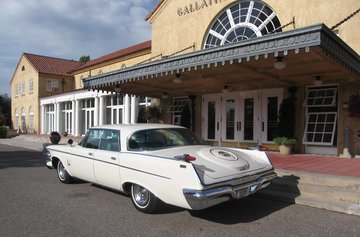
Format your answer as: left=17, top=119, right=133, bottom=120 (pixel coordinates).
left=128, top=128, right=204, bottom=151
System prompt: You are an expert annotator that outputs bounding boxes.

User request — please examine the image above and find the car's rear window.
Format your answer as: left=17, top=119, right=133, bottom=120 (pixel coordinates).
left=128, top=128, right=203, bottom=151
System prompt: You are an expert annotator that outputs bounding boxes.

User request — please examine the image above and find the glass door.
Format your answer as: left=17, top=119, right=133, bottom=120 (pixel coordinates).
left=202, top=95, right=221, bottom=142
left=261, top=89, right=283, bottom=143
left=221, top=94, right=241, bottom=141
left=240, top=91, right=260, bottom=143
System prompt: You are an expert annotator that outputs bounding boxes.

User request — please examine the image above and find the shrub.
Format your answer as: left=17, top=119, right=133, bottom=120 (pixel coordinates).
left=273, top=137, right=297, bottom=145
left=0, top=126, right=7, bottom=138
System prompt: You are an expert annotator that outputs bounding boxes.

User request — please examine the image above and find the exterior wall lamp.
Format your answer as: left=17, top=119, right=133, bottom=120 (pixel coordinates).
left=114, top=85, right=122, bottom=93
left=222, top=85, right=230, bottom=93
left=274, top=57, right=286, bottom=70
left=313, top=76, right=323, bottom=86
left=161, top=92, right=168, bottom=99
left=173, top=73, right=182, bottom=83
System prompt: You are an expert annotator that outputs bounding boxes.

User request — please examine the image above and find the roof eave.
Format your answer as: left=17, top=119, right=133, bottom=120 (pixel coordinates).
left=83, top=24, right=360, bottom=91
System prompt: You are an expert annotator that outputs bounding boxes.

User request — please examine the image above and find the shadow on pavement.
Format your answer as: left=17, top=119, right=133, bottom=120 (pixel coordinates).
left=0, top=144, right=43, bottom=169
left=188, top=196, right=292, bottom=224
left=189, top=175, right=301, bottom=224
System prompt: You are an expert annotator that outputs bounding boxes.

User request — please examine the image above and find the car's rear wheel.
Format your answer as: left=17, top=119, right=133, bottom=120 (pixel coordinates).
left=130, top=184, right=159, bottom=213
left=57, top=160, right=73, bottom=184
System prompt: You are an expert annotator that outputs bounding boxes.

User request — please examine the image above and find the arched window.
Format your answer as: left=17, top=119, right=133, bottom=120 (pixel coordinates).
left=203, top=0, right=281, bottom=48
left=21, top=107, right=26, bottom=133
left=14, top=109, right=19, bottom=130
left=29, top=106, right=34, bottom=133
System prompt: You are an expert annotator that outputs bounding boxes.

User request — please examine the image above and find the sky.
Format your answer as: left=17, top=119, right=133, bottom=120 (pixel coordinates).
left=0, top=0, right=159, bottom=96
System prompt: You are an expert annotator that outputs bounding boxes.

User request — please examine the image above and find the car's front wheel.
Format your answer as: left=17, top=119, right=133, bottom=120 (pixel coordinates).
left=130, top=184, right=159, bottom=213
left=57, top=160, right=73, bottom=184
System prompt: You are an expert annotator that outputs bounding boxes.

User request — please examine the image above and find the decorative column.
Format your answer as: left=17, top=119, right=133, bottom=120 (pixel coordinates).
left=99, top=96, right=104, bottom=125
left=71, top=100, right=76, bottom=135
left=94, top=96, right=99, bottom=126
left=124, top=94, right=131, bottom=124
left=40, top=105, right=45, bottom=134
left=130, top=95, right=139, bottom=124
left=55, top=103, right=60, bottom=132
left=75, top=100, right=80, bottom=136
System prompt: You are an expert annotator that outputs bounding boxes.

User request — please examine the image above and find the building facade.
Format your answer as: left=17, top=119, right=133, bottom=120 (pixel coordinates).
left=39, top=41, right=153, bottom=136
left=10, top=0, right=360, bottom=156
left=10, top=53, right=81, bottom=134
left=84, top=0, right=360, bottom=156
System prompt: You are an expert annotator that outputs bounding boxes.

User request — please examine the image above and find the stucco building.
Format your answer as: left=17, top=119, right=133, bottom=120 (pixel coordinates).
left=10, top=0, right=360, bottom=157
left=10, top=53, right=81, bottom=134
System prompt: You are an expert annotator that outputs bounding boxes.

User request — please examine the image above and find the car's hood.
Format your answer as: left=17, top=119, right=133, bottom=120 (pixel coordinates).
left=150, top=146, right=273, bottom=185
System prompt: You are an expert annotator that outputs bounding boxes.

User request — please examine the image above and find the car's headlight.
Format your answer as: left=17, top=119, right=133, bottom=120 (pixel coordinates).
left=43, top=150, right=51, bottom=159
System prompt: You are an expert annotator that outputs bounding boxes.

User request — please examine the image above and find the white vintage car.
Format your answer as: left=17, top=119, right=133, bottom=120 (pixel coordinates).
left=44, top=124, right=276, bottom=213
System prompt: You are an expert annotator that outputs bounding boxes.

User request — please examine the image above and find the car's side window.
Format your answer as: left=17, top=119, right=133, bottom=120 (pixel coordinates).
left=83, top=129, right=102, bottom=149
left=99, top=130, right=120, bottom=152
left=79, top=131, right=90, bottom=147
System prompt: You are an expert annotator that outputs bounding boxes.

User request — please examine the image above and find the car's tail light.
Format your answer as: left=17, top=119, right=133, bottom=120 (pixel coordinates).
left=174, top=154, right=196, bottom=163
left=184, top=154, right=196, bottom=163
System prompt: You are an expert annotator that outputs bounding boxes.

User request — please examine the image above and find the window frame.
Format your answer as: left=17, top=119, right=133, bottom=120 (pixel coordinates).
left=203, top=0, right=281, bottom=48
left=46, top=79, right=58, bottom=92
left=15, top=84, right=19, bottom=97
left=29, top=79, right=34, bottom=93
left=302, top=112, right=338, bottom=146
left=304, top=88, right=337, bottom=107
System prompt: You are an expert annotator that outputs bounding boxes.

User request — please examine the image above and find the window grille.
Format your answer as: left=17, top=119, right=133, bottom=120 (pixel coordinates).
left=168, top=98, right=189, bottom=113
left=46, top=79, right=58, bottom=92
left=204, top=0, right=281, bottom=48
left=305, top=88, right=337, bottom=107
left=303, top=112, right=337, bottom=145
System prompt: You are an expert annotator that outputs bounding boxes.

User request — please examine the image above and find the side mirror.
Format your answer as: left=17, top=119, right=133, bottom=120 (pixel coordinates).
left=68, top=139, right=73, bottom=145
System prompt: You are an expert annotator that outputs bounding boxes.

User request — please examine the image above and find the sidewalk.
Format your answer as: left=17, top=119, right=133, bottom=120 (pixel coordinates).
left=267, top=152, right=360, bottom=178
left=0, top=134, right=81, bottom=151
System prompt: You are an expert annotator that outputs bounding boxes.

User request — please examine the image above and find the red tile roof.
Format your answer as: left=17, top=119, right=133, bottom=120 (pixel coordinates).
left=73, top=40, right=152, bottom=72
left=24, top=53, right=81, bottom=77
left=145, top=0, right=165, bottom=21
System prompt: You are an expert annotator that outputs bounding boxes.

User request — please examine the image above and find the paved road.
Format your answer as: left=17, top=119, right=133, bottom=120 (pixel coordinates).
left=0, top=144, right=359, bottom=237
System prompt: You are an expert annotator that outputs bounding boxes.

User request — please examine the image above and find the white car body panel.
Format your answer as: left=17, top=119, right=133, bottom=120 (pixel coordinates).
left=44, top=124, right=276, bottom=210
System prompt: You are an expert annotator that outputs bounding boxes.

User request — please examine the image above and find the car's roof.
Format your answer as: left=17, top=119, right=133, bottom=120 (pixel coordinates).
left=90, top=123, right=184, bottom=133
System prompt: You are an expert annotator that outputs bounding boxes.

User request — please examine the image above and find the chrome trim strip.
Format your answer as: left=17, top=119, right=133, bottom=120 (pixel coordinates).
left=46, top=148, right=171, bottom=180
left=183, top=171, right=277, bottom=202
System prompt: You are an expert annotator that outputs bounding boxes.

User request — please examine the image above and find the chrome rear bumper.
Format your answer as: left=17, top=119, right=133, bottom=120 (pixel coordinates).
left=183, top=171, right=277, bottom=210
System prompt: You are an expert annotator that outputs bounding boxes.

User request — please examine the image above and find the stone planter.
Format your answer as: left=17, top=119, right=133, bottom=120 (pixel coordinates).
left=279, top=144, right=293, bottom=155
left=50, top=132, right=61, bottom=144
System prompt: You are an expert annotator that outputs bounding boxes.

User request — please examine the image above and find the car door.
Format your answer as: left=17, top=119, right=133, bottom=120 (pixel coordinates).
left=93, top=129, right=121, bottom=189
left=66, top=129, right=100, bottom=182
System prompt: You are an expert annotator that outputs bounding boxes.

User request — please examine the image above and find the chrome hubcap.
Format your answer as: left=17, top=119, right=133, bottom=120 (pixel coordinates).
left=58, top=162, right=66, bottom=180
left=133, top=185, right=149, bottom=207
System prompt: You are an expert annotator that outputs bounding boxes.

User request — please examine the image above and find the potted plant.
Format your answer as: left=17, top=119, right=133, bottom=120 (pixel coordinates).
left=138, top=106, right=162, bottom=123
left=50, top=131, right=61, bottom=144
left=347, top=93, right=360, bottom=118
left=273, top=137, right=297, bottom=155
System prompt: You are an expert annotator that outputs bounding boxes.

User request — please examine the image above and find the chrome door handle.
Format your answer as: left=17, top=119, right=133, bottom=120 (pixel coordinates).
left=111, top=157, right=117, bottom=160
left=89, top=153, right=93, bottom=156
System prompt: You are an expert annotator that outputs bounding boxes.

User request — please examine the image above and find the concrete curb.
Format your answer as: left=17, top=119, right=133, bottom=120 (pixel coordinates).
left=259, top=169, right=360, bottom=216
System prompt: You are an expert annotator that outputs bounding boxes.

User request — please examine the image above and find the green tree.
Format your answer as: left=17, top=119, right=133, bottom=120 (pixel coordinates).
left=79, top=55, right=90, bottom=64
left=0, top=93, right=11, bottom=127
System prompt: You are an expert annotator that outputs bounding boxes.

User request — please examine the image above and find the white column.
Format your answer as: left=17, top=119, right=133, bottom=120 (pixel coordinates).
left=130, top=95, right=139, bottom=124
left=40, top=105, right=45, bottom=134
left=94, top=97, right=99, bottom=126
left=71, top=100, right=76, bottom=135
left=75, top=100, right=80, bottom=136
left=55, top=103, right=60, bottom=132
left=99, top=96, right=104, bottom=125
left=124, top=94, right=131, bottom=124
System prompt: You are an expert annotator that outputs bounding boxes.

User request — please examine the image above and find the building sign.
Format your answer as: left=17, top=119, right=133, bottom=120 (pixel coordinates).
left=177, top=0, right=224, bottom=17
